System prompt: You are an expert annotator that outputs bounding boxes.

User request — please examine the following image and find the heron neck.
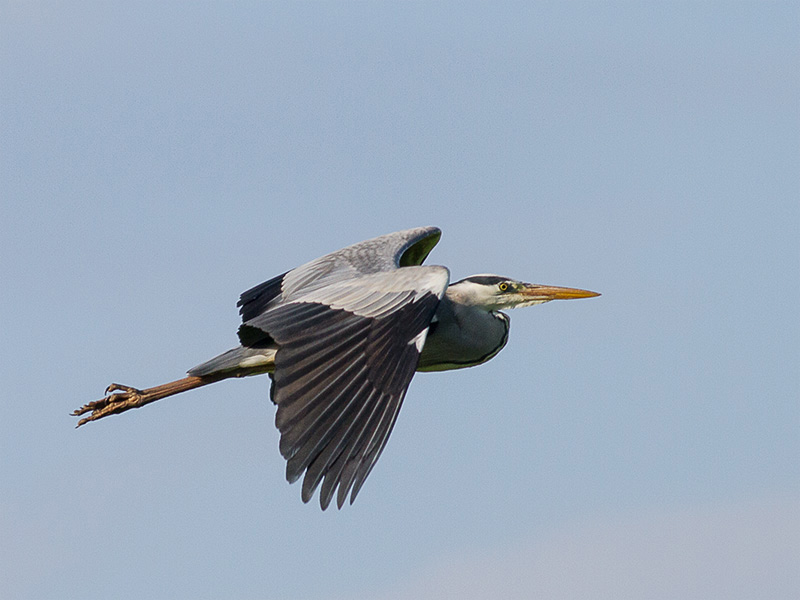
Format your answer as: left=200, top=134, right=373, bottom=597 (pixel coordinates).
left=417, top=296, right=510, bottom=372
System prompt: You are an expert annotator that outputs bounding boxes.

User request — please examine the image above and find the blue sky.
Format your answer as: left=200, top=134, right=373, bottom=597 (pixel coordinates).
left=2, top=2, right=798, bottom=598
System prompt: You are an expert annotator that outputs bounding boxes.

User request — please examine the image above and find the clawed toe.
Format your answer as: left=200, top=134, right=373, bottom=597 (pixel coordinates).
left=105, top=383, right=140, bottom=396
left=72, top=384, right=145, bottom=428
left=72, top=375, right=210, bottom=428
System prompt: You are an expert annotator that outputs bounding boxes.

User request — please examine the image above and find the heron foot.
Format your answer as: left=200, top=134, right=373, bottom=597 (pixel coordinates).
left=72, top=383, right=147, bottom=428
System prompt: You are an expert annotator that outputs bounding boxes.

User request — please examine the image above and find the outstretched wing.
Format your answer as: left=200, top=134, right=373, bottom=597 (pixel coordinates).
left=237, top=226, right=442, bottom=324
left=241, top=266, right=449, bottom=509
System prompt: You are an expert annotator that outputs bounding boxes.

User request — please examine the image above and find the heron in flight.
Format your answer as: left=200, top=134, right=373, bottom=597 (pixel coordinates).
left=73, top=227, right=599, bottom=509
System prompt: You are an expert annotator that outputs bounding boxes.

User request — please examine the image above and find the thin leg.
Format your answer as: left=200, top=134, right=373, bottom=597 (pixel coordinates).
left=72, top=374, right=224, bottom=428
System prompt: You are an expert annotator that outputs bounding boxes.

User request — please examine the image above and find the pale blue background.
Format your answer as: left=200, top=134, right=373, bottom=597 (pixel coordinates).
left=2, top=2, right=798, bottom=599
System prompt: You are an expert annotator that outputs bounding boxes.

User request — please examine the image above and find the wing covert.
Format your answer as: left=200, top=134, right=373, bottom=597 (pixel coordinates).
left=236, top=227, right=442, bottom=323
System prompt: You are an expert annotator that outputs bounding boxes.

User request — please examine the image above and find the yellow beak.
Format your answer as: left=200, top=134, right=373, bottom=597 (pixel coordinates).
left=519, top=284, right=601, bottom=301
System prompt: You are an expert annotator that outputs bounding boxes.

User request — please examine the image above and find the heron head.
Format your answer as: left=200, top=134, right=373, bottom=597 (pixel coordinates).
left=448, top=274, right=600, bottom=311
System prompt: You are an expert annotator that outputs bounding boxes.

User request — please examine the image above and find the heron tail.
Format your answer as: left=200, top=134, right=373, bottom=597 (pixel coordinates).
left=188, top=346, right=276, bottom=377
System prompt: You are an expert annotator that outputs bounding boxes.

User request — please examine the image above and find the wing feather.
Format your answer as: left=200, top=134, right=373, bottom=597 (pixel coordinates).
left=317, top=393, right=385, bottom=510
left=289, top=374, right=372, bottom=485
left=331, top=391, right=392, bottom=508
left=342, top=392, right=404, bottom=508
left=303, top=387, right=383, bottom=506
left=236, top=227, right=441, bottom=326
left=238, top=271, right=288, bottom=322
left=279, top=363, right=369, bottom=463
left=244, top=264, right=449, bottom=508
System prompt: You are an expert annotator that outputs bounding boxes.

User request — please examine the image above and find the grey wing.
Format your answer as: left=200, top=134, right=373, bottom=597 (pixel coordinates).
left=237, top=226, right=441, bottom=327
left=242, top=266, right=449, bottom=509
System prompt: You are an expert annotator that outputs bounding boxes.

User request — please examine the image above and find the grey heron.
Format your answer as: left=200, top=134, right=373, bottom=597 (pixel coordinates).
left=73, top=227, right=599, bottom=509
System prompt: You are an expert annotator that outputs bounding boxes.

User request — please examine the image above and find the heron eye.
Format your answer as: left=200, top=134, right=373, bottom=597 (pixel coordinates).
left=498, top=282, right=509, bottom=292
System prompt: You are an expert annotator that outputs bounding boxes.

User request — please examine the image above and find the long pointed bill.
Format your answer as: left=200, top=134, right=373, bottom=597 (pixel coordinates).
left=520, top=284, right=601, bottom=301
